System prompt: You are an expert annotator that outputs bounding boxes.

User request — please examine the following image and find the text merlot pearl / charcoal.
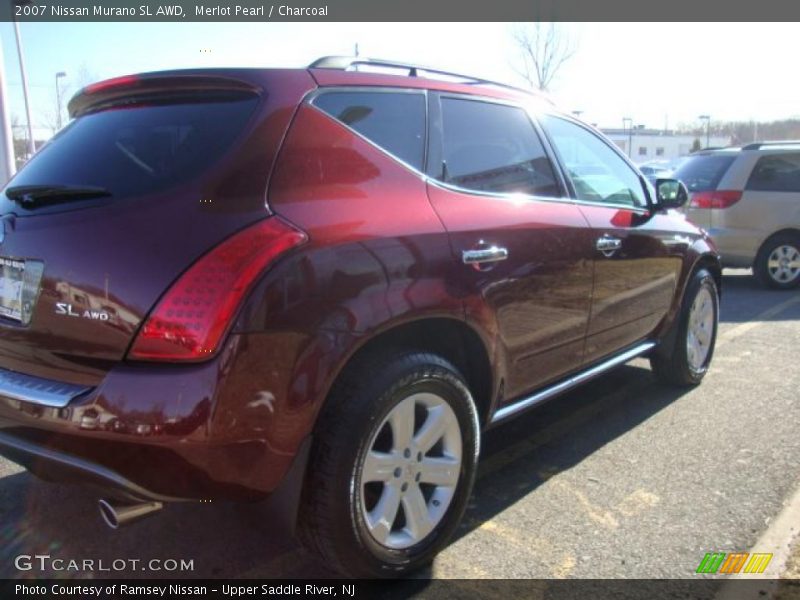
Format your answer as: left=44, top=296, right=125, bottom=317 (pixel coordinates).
left=195, top=5, right=330, bottom=17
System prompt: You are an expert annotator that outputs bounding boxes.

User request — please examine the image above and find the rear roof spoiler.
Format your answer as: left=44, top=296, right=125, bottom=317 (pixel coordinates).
left=68, top=72, right=261, bottom=118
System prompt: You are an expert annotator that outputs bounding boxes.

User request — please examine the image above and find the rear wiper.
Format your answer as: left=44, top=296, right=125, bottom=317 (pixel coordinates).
left=4, top=184, right=112, bottom=208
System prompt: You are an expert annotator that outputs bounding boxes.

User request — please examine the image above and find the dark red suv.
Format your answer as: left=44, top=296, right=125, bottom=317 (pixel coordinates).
left=0, top=57, right=720, bottom=577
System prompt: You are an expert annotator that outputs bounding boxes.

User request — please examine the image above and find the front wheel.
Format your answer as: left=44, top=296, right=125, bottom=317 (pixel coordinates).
left=651, top=268, right=719, bottom=386
left=298, top=351, right=480, bottom=578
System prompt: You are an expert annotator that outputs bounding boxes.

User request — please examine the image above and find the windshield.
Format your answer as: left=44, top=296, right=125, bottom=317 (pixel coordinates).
left=673, top=154, right=736, bottom=192
left=1, top=96, right=259, bottom=214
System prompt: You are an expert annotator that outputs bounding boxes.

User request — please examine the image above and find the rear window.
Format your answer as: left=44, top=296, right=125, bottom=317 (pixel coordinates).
left=673, top=154, right=737, bottom=192
left=746, top=153, right=800, bottom=192
left=0, top=96, right=259, bottom=214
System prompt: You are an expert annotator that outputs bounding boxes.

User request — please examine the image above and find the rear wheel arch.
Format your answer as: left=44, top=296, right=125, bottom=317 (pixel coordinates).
left=320, top=317, right=494, bottom=429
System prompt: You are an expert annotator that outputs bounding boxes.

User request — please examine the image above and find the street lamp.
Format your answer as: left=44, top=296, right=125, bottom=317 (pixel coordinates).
left=622, top=117, right=633, bottom=157
left=55, top=71, right=67, bottom=130
left=699, top=114, right=711, bottom=148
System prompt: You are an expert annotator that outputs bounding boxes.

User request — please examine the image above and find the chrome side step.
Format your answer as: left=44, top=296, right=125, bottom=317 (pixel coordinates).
left=490, top=341, right=657, bottom=425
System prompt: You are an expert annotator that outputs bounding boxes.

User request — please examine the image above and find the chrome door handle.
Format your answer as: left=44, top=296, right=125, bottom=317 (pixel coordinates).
left=462, top=246, right=509, bottom=265
left=596, top=235, right=622, bottom=254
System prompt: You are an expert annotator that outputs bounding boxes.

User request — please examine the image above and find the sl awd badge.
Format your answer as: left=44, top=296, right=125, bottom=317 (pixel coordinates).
left=55, top=303, right=110, bottom=321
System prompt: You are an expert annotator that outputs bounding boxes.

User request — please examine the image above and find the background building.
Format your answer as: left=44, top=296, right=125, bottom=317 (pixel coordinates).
left=601, top=127, right=732, bottom=164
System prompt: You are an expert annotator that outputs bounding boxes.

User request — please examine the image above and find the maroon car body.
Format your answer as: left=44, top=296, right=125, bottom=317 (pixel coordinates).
left=0, top=63, right=719, bottom=518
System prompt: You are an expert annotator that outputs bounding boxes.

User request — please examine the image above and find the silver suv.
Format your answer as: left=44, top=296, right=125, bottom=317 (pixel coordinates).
left=675, top=142, right=800, bottom=289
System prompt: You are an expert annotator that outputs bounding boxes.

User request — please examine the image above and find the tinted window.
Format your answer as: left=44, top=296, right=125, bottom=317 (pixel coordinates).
left=746, top=153, right=800, bottom=192
left=541, top=115, right=647, bottom=208
left=314, top=92, right=426, bottom=171
left=1, top=96, right=259, bottom=214
left=437, top=98, right=560, bottom=197
left=673, top=154, right=736, bottom=192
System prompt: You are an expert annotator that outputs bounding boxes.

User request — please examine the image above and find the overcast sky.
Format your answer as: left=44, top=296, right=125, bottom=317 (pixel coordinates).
left=1, top=22, right=798, bottom=138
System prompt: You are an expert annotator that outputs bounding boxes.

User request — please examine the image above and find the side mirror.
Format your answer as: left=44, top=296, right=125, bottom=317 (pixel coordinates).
left=655, top=178, right=689, bottom=209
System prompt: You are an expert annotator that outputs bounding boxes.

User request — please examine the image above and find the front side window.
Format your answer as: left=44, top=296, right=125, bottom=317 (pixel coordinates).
left=436, top=97, right=560, bottom=197
left=541, top=115, right=648, bottom=208
left=746, top=153, right=800, bottom=192
left=313, top=91, right=426, bottom=171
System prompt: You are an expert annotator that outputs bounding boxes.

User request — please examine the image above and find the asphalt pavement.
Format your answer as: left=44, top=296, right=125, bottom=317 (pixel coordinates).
left=1, top=269, right=799, bottom=584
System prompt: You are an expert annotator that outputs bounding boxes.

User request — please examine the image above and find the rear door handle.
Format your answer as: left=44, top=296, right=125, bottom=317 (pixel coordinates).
left=462, top=246, right=509, bottom=265
left=596, top=235, right=622, bottom=255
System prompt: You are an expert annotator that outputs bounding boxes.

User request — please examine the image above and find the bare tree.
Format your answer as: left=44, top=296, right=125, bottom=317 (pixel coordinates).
left=511, top=23, right=576, bottom=92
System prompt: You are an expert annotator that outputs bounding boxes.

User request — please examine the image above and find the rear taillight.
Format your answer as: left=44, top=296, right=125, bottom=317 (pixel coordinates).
left=128, top=217, right=307, bottom=362
left=689, top=190, right=743, bottom=209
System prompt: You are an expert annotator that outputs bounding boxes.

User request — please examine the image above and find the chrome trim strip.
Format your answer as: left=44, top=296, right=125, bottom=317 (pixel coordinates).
left=490, top=341, right=657, bottom=424
left=0, top=367, right=91, bottom=408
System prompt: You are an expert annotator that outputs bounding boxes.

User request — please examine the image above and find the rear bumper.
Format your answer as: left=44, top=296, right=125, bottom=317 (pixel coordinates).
left=0, top=332, right=320, bottom=501
left=706, top=227, right=759, bottom=268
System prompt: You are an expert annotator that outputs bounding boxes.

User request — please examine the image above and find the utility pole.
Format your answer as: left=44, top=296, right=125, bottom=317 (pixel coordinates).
left=622, top=117, right=633, bottom=158
left=55, top=71, right=67, bottom=131
left=699, top=114, right=711, bottom=148
left=0, top=43, right=16, bottom=185
left=13, top=21, right=36, bottom=159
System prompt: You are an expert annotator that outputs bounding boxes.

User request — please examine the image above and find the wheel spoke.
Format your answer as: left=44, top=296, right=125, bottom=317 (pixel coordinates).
left=401, top=483, right=433, bottom=541
left=388, top=399, right=416, bottom=450
left=366, top=483, right=402, bottom=544
left=413, top=405, right=449, bottom=454
left=363, top=451, right=401, bottom=483
left=695, top=326, right=711, bottom=347
left=418, top=456, right=460, bottom=487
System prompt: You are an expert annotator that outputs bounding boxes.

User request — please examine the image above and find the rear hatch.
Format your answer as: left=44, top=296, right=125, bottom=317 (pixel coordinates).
left=0, top=70, right=303, bottom=386
left=674, top=152, right=738, bottom=229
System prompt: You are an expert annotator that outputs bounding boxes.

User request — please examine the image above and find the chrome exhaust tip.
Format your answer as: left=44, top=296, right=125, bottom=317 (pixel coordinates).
left=98, top=498, right=163, bottom=529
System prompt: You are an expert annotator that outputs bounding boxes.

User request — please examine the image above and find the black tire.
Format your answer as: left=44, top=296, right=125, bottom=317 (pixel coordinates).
left=650, top=268, right=719, bottom=386
left=754, top=233, right=800, bottom=290
left=298, top=351, right=480, bottom=578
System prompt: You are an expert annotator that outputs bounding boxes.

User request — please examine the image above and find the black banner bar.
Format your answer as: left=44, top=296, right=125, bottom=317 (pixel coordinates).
left=0, top=578, right=789, bottom=600
left=2, top=0, right=800, bottom=22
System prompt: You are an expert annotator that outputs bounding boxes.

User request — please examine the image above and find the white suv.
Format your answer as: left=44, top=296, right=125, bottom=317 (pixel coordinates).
left=675, top=142, right=800, bottom=289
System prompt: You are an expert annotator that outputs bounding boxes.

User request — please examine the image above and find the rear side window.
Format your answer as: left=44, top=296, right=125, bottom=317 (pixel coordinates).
left=436, top=98, right=560, bottom=197
left=746, top=153, right=800, bottom=192
left=673, top=154, right=736, bottom=192
left=313, top=91, right=426, bottom=171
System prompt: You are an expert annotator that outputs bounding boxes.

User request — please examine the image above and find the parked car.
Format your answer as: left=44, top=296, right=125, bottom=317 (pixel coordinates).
left=639, top=162, right=674, bottom=184
left=0, top=57, right=721, bottom=578
left=675, top=143, right=800, bottom=289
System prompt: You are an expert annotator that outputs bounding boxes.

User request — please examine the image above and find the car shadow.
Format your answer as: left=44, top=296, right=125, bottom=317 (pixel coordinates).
left=0, top=362, right=690, bottom=582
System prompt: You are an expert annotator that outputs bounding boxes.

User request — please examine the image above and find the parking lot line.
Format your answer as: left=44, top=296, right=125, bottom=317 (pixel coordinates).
left=717, top=295, right=800, bottom=348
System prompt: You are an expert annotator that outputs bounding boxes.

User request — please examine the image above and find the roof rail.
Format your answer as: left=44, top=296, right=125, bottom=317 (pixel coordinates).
left=742, top=140, right=800, bottom=150
left=308, top=55, right=540, bottom=99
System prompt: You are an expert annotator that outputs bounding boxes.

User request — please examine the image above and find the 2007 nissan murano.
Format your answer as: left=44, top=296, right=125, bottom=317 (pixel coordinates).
left=0, top=57, right=720, bottom=577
